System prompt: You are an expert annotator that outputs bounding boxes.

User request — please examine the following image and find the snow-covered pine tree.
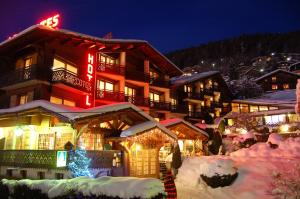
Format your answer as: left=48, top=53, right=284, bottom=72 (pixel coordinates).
left=68, top=148, right=92, bottom=177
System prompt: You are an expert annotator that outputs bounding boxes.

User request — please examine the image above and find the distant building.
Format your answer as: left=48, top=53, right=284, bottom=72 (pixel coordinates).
left=255, top=69, right=300, bottom=92
left=170, top=71, right=232, bottom=123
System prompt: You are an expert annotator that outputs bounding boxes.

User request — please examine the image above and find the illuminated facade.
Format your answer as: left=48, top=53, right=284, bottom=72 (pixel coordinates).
left=170, top=71, right=232, bottom=123
left=0, top=25, right=182, bottom=121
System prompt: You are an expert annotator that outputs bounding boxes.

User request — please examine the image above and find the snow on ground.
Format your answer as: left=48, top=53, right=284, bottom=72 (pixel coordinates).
left=176, top=136, right=300, bottom=199
left=2, top=176, right=165, bottom=199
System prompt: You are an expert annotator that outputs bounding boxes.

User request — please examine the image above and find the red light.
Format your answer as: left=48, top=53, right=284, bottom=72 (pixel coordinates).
left=87, top=53, right=94, bottom=81
left=39, top=14, right=60, bottom=29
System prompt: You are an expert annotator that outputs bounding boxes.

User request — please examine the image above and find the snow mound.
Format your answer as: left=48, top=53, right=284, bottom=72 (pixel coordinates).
left=267, top=133, right=283, bottom=145
left=2, top=176, right=165, bottom=199
left=230, top=137, right=300, bottom=158
left=200, top=158, right=237, bottom=177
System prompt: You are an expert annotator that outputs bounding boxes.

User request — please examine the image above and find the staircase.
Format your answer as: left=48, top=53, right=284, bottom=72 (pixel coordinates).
left=160, top=162, right=177, bottom=199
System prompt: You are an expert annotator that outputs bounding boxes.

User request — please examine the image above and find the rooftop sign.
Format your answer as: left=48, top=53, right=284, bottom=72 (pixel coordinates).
left=39, top=14, right=60, bottom=29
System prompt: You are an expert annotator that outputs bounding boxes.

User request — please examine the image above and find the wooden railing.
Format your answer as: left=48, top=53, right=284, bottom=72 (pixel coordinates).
left=149, top=100, right=171, bottom=111
left=96, top=90, right=125, bottom=102
left=125, top=70, right=150, bottom=82
left=150, top=77, right=170, bottom=88
left=0, top=150, right=122, bottom=169
left=0, top=65, right=49, bottom=88
left=97, top=62, right=125, bottom=75
left=52, top=69, right=92, bottom=92
left=125, top=95, right=149, bottom=107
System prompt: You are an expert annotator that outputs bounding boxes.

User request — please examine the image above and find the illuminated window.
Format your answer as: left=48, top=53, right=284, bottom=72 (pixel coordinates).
left=272, top=76, right=276, bottom=82
left=200, top=83, right=204, bottom=89
left=283, top=84, right=289, bottom=89
left=98, top=54, right=117, bottom=66
left=150, top=70, right=159, bottom=79
left=50, top=96, right=75, bottom=107
left=264, top=114, right=286, bottom=125
left=259, top=106, right=268, bottom=111
left=171, top=98, right=177, bottom=106
left=184, top=85, right=192, bottom=93
left=19, top=94, right=28, bottom=105
left=231, top=103, right=240, bottom=112
left=269, top=106, right=278, bottom=110
left=24, top=57, right=32, bottom=68
left=240, top=104, right=249, bottom=113
left=214, top=92, right=220, bottom=102
left=250, top=105, right=259, bottom=112
left=50, top=96, right=63, bottom=105
left=97, top=80, right=114, bottom=91
left=125, top=86, right=136, bottom=97
left=55, top=133, right=73, bottom=149
left=272, top=84, right=278, bottom=90
left=38, top=134, right=54, bottom=149
left=63, top=99, right=75, bottom=107
left=53, top=58, right=78, bottom=75
left=150, top=92, right=160, bottom=102
left=228, top=119, right=234, bottom=126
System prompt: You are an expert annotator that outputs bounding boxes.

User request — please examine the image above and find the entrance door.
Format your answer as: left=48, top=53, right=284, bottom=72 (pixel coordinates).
left=129, top=145, right=157, bottom=178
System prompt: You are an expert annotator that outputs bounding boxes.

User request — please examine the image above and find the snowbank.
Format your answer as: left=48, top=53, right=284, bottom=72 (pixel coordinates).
left=176, top=137, right=300, bottom=199
left=231, top=136, right=300, bottom=158
left=2, top=176, right=165, bottom=199
left=267, top=133, right=283, bottom=145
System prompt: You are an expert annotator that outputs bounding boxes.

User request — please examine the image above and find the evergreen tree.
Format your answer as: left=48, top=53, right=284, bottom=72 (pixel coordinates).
left=68, top=149, right=92, bottom=177
left=171, top=143, right=182, bottom=170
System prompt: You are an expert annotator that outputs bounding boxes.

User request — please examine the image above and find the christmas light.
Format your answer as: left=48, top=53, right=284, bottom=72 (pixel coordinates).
left=68, top=148, right=92, bottom=177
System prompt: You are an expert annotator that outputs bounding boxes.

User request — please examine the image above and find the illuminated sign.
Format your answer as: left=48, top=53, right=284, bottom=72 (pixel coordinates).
left=85, top=53, right=95, bottom=106
left=39, top=14, right=60, bottom=28
left=56, top=151, right=67, bottom=167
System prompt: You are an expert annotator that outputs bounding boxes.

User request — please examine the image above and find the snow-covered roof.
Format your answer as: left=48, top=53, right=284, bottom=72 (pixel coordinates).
left=224, top=108, right=295, bottom=119
left=254, top=69, right=300, bottom=82
left=232, top=89, right=296, bottom=107
left=160, top=118, right=208, bottom=137
left=120, top=121, right=177, bottom=139
left=0, top=25, right=182, bottom=76
left=170, top=71, right=219, bottom=86
left=0, top=100, right=154, bottom=122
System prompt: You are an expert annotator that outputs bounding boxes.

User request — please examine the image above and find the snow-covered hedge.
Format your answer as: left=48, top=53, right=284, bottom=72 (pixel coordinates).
left=1, top=176, right=165, bottom=199
left=176, top=157, right=238, bottom=189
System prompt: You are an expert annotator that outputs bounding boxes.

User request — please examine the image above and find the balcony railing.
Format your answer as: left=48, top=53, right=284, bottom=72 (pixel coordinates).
left=97, top=62, right=125, bottom=75
left=125, top=70, right=150, bottom=82
left=52, top=69, right=92, bottom=92
left=125, top=95, right=149, bottom=107
left=0, top=65, right=49, bottom=88
left=150, top=100, right=171, bottom=111
left=96, top=90, right=125, bottom=102
left=150, top=78, right=170, bottom=88
left=0, top=150, right=122, bottom=169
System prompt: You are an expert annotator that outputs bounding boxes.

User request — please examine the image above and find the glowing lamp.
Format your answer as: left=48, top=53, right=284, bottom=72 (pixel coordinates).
left=135, top=144, right=142, bottom=151
left=56, top=151, right=67, bottom=167
left=14, top=127, right=23, bottom=137
left=178, top=140, right=184, bottom=151
left=0, top=128, right=4, bottom=139
left=280, top=124, right=289, bottom=133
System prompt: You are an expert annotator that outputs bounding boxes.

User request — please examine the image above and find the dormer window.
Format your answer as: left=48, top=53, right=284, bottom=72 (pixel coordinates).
left=272, top=76, right=276, bottom=82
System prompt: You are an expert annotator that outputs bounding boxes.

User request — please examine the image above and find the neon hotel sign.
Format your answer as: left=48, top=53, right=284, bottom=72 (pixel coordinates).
left=39, top=14, right=95, bottom=107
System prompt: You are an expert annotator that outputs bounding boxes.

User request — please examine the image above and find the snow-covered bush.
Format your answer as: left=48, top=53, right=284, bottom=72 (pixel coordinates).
left=0, top=181, right=9, bottom=199
left=1, top=177, right=166, bottom=199
left=269, top=163, right=300, bottom=199
left=222, top=131, right=257, bottom=154
left=199, top=159, right=238, bottom=188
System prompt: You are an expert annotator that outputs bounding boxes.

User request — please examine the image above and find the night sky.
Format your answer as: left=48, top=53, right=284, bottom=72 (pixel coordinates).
left=1, top=0, right=300, bottom=53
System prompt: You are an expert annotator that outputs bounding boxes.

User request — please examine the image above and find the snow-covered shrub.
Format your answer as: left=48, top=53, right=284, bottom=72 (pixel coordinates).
left=269, top=163, right=300, bottom=199
left=199, top=159, right=238, bottom=188
left=11, top=184, right=48, bottom=199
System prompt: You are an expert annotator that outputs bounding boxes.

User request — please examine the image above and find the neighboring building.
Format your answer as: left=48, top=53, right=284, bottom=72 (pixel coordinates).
left=170, top=71, right=233, bottom=123
left=0, top=25, right=182, bottom=121
left=225, top=89, right=300, bottom=128
left=289, top=62, right=300, bottom=74
left=254, top=69, right=300, bottom=92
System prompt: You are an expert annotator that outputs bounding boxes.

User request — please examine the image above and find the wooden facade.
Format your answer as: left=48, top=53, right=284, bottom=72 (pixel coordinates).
left=255, top=69, right=300, bottom=92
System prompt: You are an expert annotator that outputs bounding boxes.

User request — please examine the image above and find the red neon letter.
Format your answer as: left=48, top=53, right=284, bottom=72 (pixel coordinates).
left=86, top=95, right=91, bottom=106
left=39, top=14, right=60, bottom=28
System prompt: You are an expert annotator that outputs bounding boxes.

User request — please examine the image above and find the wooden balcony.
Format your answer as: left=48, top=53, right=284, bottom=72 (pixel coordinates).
left=125, top=95, right=149, bottom=107
left=150, top=100, right=171, bottom=111
left=96, top=90, right=125, bottom=102
left=97, top=62, right=125, bottom=75
left=125, top=70, right=150, bottom=82
left=0, top=150, right=122, bottom=169
left=150, top=77, right=170, bottom=88
left=187, top=92, right=204, bottom=100
left=52, top=69, right=92, bottom=92
left=0, top=65, right=49, bottom=88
